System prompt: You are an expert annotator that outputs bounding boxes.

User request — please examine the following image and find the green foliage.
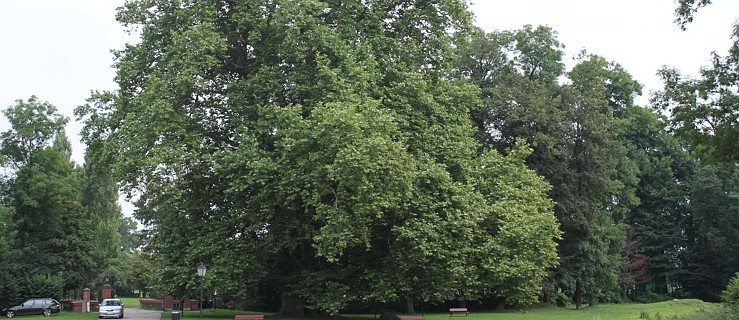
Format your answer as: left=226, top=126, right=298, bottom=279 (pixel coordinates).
left=118, top=216, right=141, bottom=253
left=653, top=24, right=739, bottom=162
left=10, top=147, right=95, bottom=292
left=455, top=28, right=634, bottom=308
left=674, top=0, right=713, bottom=30
left=122, top=251, right=156, bottom=297
left=77, top=0, right=560, bottom=314
left=1, top=96, right=68, bottom=167
left=82, top=151, right=126, bottom=287
left=681, top=163, right=739, bottom=301
left=0, top=263, right=20, bottom=307
left=621, top=105, right=695, bottom=297
left=1, top=98, right=97, bottom=298
left=470, top=140, right=561, bottom=305
left=721, top=275, right=739, bottom=316
left=0, top=204, right=13, bottom=261
left=20, top=273, right=64, bottom=300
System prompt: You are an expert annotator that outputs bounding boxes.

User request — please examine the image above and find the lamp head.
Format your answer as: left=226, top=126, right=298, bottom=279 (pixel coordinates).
left=197, top=262, right=207, bottom=277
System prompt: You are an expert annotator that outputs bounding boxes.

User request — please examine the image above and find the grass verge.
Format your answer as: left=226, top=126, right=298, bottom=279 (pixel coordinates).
left=21, top=298, right=713, bottom=320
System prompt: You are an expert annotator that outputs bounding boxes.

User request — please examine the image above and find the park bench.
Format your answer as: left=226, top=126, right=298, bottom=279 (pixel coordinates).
left=234, top=315, right=265, bottom=320
left=400, top=316, right=425, bottom=320
left=449, top=308, right=468, bottom=316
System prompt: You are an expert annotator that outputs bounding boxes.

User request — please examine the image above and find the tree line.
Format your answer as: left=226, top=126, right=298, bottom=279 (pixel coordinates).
left=0, top=97, right=151, bottom=307
left=1, top=0, right=737, bottom=315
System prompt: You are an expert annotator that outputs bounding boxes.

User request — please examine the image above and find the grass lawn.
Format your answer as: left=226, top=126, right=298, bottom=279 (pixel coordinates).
left=154, top=299, right=717, bottom=320
left=1, top=300, right=714, bottom=320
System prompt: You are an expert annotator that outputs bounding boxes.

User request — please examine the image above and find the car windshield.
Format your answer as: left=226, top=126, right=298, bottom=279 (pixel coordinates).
left=102, top=300, right=121, bottom=306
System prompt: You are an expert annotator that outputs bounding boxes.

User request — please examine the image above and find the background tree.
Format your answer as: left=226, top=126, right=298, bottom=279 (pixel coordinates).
left=652, top=24, right=739, bottom=162
left=680, top=163, right=739, bottom=301
left=1, top=97, right=95, bottom=297
left=674, top=0, right=714, bottom=30
left=455, top=27, right=630, bottom=308
left=652, top=10, right=738, bottom=301
left=82, top=152, right=124, bottom=285
left=620, top=106, right=696, bottom=298
left=0, top=204, right=20, bottom=306
left=1, top=96, right=67, bottom=168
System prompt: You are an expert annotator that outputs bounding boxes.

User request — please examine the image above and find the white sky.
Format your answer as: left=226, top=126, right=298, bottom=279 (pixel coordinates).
left=1, top=0, right=737, bottom=213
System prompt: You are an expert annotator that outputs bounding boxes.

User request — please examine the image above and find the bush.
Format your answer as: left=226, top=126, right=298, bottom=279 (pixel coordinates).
left=635, top=292, right=671, bottom=303
left=0, top=268, right=20, bottom=307
left=721, top=274, right=739, bottom=317
left=20, top=273, right=64, bottom=300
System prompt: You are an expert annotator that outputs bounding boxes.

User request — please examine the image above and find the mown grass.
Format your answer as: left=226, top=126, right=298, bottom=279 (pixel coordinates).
left=118, top=296, right=140, bottom=307
left=10, top=299, right=713, bottom=320
left=156, top=299, right=718, bottom=320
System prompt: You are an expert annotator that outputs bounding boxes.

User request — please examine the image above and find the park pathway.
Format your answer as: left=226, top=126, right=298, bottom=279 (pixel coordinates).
left=122, top=306, right=162, bottom=319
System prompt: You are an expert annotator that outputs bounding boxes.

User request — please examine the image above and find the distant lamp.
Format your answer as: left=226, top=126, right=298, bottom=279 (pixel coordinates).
left=197, top=263, right=207, bottom=320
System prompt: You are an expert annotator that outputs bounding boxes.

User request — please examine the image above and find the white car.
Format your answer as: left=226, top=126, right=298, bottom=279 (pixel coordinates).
left=99, top=298, right=124, bottom=319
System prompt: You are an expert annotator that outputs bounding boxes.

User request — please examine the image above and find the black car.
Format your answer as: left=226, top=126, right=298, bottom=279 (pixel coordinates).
left=2, top=298, right=61, bottom=317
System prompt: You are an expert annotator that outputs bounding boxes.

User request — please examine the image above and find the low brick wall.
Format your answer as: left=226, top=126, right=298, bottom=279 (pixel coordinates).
left=139, top=298, right=164, bottom=310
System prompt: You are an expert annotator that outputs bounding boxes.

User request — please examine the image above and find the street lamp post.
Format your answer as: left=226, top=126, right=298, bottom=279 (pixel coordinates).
left=197, top=263, right=207, bottom=320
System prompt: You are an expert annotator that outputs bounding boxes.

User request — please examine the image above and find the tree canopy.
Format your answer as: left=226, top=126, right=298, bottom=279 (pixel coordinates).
left=77, top=0, right=561, bottom=314
left=1, top=0, right=736, bottom=313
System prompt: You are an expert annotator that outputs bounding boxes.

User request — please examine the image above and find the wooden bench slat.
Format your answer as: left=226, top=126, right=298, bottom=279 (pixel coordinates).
left=449, top=308, right=468, bottom=316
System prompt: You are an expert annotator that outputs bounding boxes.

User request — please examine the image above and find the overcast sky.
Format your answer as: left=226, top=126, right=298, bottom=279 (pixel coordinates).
left=1, top=0, right=737, bottom=172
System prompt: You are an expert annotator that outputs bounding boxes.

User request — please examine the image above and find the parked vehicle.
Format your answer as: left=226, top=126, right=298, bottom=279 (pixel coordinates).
left=98, top=298, right=124, bottom=319
left=2, top=298, right=61, bottom=317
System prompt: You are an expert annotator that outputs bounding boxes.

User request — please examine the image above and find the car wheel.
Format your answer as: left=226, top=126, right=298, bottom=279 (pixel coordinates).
left=6, top=311, right=14, bottom=318
left=43, top=308, right=51, bottom=316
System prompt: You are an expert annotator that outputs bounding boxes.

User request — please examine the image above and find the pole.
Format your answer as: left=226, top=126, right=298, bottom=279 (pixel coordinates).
left=199, top=275, right=203, bottom=320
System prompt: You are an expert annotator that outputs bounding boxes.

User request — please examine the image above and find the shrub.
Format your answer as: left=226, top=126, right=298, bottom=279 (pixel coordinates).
left=0, top=268, right=20, bottom=307
left=721, top=274, right=739, bottom=317
left=635, top=292, right=671, bottom=303
left=20, top=273, right=64, bottom=300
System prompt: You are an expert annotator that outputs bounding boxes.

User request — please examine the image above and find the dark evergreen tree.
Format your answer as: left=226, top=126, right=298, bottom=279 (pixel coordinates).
left=681, top=163, right=739, bottom=301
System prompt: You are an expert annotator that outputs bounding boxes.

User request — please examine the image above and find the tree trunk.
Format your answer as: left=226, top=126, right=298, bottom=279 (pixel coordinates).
left=495, top=300, right=505, bottom=311
left=405, top=296, right=415, bottom=315
left=278, top=290, right=306, bottom=316
left=574, top=279, right=582, bottom=309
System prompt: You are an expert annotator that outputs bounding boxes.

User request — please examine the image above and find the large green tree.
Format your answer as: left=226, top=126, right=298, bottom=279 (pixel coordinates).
left=620, top=106, right=696, bottom=297
left=455, top=27, right=640, bottom=308
left=78, top=0, right=560, bottom=314
left=1, top=97, right=95, bottom=295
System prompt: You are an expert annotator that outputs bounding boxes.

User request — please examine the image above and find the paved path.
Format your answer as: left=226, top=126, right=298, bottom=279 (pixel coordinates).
left=122, top=307, right=162, bottom=319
